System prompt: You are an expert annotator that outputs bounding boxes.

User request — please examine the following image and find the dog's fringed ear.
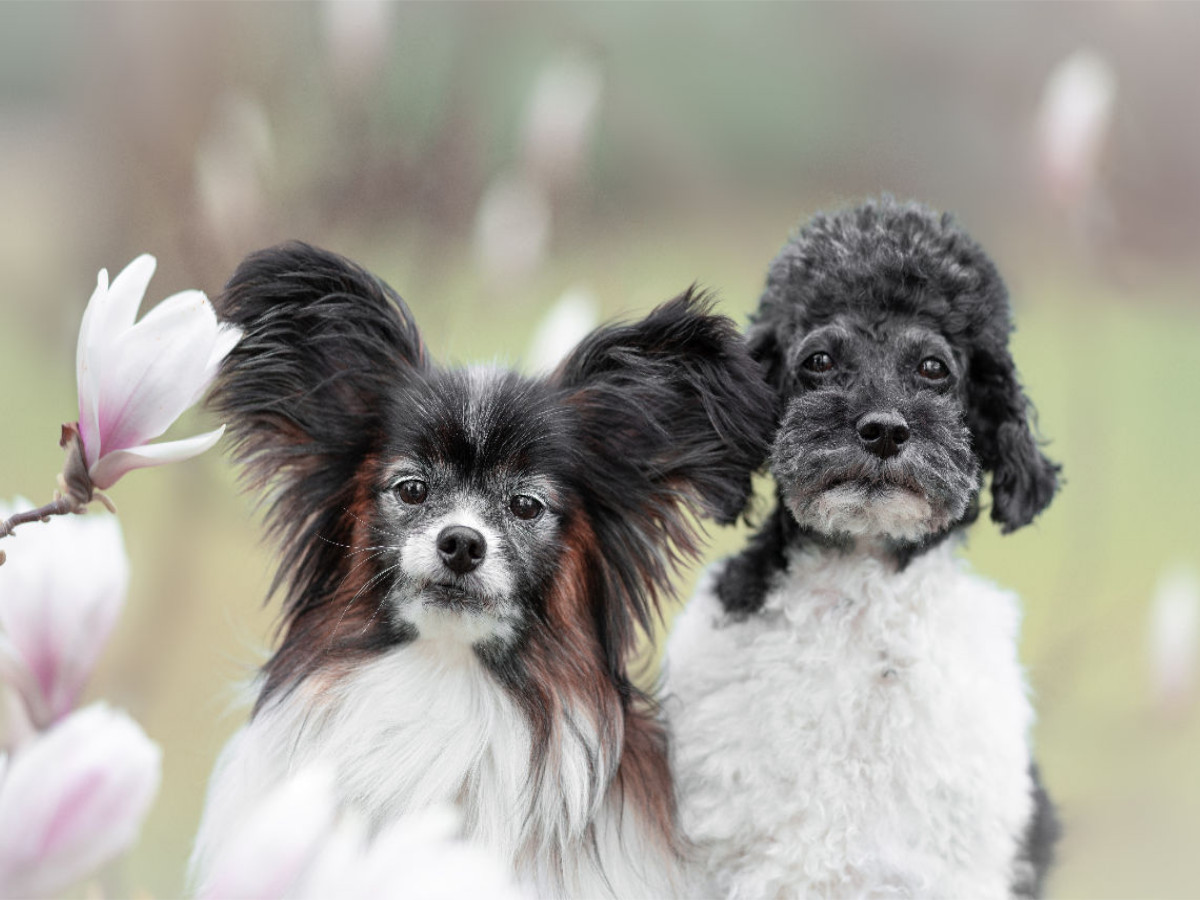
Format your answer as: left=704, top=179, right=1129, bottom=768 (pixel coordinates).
left=554, top=289, right=775, bottom=644
left=208, top=242, right=427, bottom=609
left=558, top=289, right=775, bottom=526
left=967, top=345, right=1060, bottom=533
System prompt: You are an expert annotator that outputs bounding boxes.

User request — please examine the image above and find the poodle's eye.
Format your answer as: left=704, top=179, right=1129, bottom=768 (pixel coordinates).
left=510, top=495, right=544, bottom=521
left=395, top=479, right=428, bottom=505
left=918, top=357, right=949, bottom=381
left=802, top=352, right=835, bottom=374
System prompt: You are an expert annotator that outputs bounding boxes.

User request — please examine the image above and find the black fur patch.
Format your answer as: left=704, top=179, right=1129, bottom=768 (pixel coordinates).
left=1013, top=763, right=1061, bottom=899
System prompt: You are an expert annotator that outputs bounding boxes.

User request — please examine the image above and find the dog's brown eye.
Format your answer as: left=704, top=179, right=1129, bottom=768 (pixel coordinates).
left=802, top=352, right=834, bottom=373
left=918, top=357, right=949, bottom=380
left=395, top=479, right=428, bottom=505
left=510, top=495, right=543, bottom=521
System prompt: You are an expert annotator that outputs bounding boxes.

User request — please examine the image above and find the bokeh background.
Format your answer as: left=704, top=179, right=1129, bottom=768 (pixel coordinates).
left=2, top=3, right=1199, bottom=897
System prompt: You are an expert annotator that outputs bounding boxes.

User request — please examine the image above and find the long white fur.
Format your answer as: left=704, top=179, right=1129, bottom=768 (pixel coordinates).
left=665, top=538, right=1036, bottom=900
left=191, top=630, right=684, bottom=899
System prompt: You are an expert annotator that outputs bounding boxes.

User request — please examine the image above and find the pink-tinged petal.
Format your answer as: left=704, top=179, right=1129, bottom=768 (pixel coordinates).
left=0, top=500, right=128, bottom=727
left=0, top=640, right=50, bottom=736
left=75, top=269, right=110, bottom=468
left=94, top=289, right=219, bottom=454
left=198, top=766, right=337, bottom=900
left=88, top=426, right=227, bottom=490
left=0, top=703, right=161, bottom=899
left=79, top=256, right=158, bottom=464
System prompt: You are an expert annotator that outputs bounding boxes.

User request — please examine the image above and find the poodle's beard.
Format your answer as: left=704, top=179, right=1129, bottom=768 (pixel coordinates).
left=784, top=479, right=944, bottom=542
left=772, top=443, right=977, bottom=543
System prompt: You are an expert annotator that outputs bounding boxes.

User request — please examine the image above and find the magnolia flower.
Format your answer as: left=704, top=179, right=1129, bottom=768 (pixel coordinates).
left=0, top=498, right=128, bottom=729
left=0, top=703, right=161, bottom=899
left=525, top=286, right=600, bottom=374
left=329, top=807, right=526, bottom=900
left=201, top=767, right=526, bottom=900
left=1036, top=49, right=1117, bottom=211
left=1148, top=565, right=1199, bottom=712
left=322, top=0, right=393, bottom=93
left=197, top=765, right=338, bottom=900
left=73, top=254, right=241, bottom=493
left=521, top=54, right=604, bottom=188
left=474, top=175, right=551, bottom=282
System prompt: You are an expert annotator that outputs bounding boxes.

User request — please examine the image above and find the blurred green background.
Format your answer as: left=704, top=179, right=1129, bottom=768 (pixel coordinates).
left=2, top=3, right=1198, bottom=897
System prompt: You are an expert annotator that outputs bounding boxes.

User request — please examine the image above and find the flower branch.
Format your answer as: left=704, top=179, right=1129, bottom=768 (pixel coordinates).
left=0, top=255, right=240, bottom=563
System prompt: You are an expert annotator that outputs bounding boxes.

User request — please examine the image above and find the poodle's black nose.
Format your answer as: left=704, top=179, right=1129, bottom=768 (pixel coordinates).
left=437, top=525, right=487, bottom=575
left=857, top=412, right=910, bottom=459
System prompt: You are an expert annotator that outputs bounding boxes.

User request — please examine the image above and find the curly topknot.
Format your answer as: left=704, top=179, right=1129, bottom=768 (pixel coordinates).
left=751, top=197, right=1012, bottom=360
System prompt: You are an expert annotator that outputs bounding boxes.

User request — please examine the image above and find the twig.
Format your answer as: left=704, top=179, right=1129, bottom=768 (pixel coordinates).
left=0, top=423, right=104, bottom=562
left=0, top=496, right=82, bottom=541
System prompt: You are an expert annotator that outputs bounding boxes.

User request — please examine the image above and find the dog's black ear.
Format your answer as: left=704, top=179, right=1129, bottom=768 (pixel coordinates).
left=209, top=242, right=427, bottom=604
left=557, top=288, right=774, bottom=527
left=745, top=320, right=788, bottom=395
left=554, top=289, right=775, bottom=641
left=967, top=345, right=1060, bottom=533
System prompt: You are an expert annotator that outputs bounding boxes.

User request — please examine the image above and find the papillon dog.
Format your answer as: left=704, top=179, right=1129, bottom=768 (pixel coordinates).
left=189, top=242, right=775, bottom=898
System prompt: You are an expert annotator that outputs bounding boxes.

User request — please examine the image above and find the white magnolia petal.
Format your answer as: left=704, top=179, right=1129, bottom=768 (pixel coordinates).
left=525, top=286, right=600, bottom=374
left=101, top=254, right=157, bottom=339
left=0, top=639, right=49, bottom=733
left=297, top=816, right=369, bottom=900
left=88, top=426, right=227, bottom=490
left=187, top=322, right=243, bottom=409
left=0, top=703, right=161, bottom=900
left=75, top=269, right=110, bottom=467
left=93, top=290, right=219, bottom=454
left=200, top=765, right=337, bottom=900
left=0, top=501, right=128, bottom=726
left=348, top=807, right=526, bottom=900
left=85, top=257, right=159, bottom=439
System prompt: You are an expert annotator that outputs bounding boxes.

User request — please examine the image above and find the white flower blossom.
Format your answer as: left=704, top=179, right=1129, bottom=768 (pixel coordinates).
left=1037, top=49, right=1117, bottom=210
left=1149, top=564, right=1199, bottom=711
left=200, top=766, right=527, bottom=900
left=0, top=703, right=161, bottom=899
left=75, top=254, right=241, bottom=490
left=0, top=498, right=128, bottom=728
left=525, top=286, right=600, bottom=374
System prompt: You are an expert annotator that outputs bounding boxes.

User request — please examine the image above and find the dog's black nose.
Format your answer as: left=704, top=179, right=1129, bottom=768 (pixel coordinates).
left=437, top=525, right=487, bottom=575
left=857, top=412, right=910, bottom=459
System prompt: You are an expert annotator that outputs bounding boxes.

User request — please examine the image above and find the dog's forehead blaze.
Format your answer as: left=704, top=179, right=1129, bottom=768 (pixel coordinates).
left=381, top=368, right=570, bottom=482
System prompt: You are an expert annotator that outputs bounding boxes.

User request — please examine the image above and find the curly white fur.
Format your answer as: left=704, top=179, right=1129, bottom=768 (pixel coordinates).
left=665, top=540, right=1037, bottom=900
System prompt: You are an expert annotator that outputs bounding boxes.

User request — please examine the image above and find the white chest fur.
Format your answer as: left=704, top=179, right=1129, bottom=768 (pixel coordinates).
left=665, top=543, right=1036, bottom=900
left=191, top=637, right=682, bottom=899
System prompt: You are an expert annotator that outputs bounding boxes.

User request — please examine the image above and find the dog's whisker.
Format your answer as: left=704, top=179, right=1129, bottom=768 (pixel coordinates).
left=325, top=562, right=403, bottom=650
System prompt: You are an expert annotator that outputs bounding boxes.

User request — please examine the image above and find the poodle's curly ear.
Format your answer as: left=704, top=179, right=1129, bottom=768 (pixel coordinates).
left=966, top=345, right=1060, bottom=533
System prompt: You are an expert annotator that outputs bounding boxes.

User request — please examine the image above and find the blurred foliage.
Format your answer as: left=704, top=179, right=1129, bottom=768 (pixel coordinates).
left=2, top=3, right=1199, bottom=898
